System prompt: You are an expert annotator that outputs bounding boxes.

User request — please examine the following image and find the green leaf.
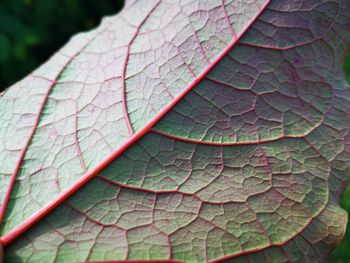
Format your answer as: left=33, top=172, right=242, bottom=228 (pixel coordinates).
left=1, top=0, right=350, bottom=262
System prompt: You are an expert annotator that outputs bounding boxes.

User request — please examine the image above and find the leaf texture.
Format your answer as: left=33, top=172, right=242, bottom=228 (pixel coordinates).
left=1, top=0, right=350, bottom=262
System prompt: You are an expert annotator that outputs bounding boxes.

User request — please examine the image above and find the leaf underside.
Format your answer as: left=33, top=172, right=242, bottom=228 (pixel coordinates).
left=1, top=0, right=350, bottom=262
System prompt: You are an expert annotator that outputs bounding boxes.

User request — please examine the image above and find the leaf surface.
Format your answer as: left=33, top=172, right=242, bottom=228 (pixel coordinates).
left=1, top=0, right=350, bottom=262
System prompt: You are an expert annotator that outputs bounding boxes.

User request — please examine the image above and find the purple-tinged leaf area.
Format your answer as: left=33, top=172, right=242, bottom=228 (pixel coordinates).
left=5, top=184, right=349, bottom=263
left=1, top=0, right=350, bottom=262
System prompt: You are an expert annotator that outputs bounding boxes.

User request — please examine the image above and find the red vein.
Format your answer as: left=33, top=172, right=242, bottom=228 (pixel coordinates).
left=0, top=40, right=93, bottom=225
left=208, top=212, right=318, bottom=263
left=0, top=88, right=55, bottom=224
left=150, top=129, right=306, bottom=146
left=0, top=0, right=271, bottom=246
left=121, top=1, right=161, bottom=135
left=221, top=0, right=237, bottom=37
left=238, top=40, right=320, bottom=51
left=74, top=104, right=87, bottom=172
left=98, top=175, right=243, bottom=206
left=84, top=261, right=184, bottom=263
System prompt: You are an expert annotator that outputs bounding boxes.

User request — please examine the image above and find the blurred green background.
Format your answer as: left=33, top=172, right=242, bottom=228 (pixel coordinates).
left=0, top=1, right=350, bottom=262
left=0, top=0, right=124, bottom=90
left=333, top=183, right=350, bottom=263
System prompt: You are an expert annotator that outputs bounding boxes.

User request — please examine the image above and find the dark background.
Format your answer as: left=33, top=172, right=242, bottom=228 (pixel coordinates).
left=0, top=1, right=349, bottom=262
left=0, top=0, right=124, bottom=90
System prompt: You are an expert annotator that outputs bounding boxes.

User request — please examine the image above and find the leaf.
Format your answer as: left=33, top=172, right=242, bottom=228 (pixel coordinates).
left=1, top=0, right=350, bottom=262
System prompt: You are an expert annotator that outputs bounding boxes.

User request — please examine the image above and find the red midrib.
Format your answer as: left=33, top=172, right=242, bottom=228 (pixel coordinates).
left=0, top=0, right=272, bottom=249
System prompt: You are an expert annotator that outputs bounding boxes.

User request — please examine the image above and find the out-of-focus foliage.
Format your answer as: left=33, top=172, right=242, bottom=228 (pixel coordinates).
left=329, top=186, right=350, bottom=263
left=0, top=0, right=123, bottom=90
left=329, top=53, right=350, bottom=263
left=344, top=52, right=350, bottom=85
left=0, top=1, right=349, bottom=262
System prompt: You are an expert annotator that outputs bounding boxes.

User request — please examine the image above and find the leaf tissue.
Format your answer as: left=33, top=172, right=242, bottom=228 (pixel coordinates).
left=0, top=0, right=350, bottom=262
